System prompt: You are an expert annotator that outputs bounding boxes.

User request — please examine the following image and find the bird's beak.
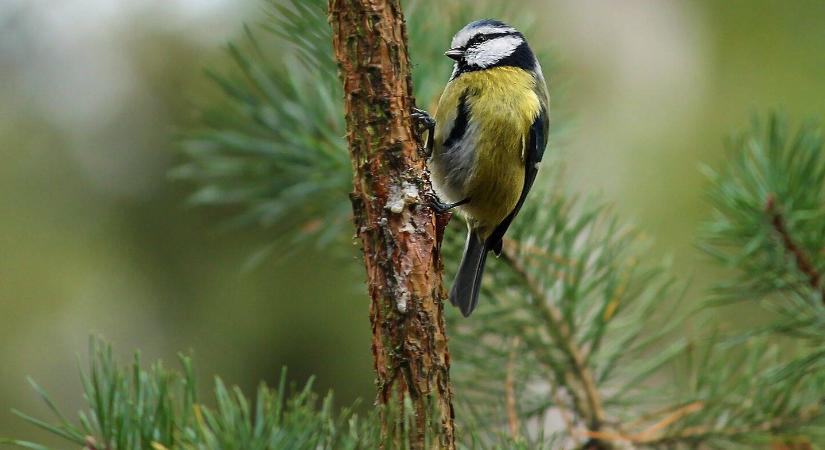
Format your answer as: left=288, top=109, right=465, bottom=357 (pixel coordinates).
left=444, top=49, right=463, bottom=61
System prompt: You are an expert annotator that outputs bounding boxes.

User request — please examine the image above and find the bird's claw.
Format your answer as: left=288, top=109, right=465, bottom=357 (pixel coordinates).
left=424, top=193, right=450, bottom=214
left=425, top=192, right=469, bottom=213
left=411, top=107, right=435, bottom=157
left=411, top=107, right=435, bottom=129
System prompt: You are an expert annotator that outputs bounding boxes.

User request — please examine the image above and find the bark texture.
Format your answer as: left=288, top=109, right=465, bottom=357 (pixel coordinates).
left=328, top=1, right=455, bottom=448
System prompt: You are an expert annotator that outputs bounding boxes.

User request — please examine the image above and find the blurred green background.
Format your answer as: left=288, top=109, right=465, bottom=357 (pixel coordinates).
left=2, top=0, right=825, bottom=445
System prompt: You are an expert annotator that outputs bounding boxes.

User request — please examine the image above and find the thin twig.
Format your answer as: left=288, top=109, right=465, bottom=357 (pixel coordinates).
left=766, top=194, right=823, bottom=298
left=501, top=238, right=608, bottom=436
left=85, top=436, right=105, bottom=450
left=589, top=403, right=821, bottom=446
left=549, top=378, right=582, bottom=447
left=582, top=401, right=703, bottom=444
left=624, top=401, right=702, bottom=430
left=505, top=337, right=522, bottom=442
left=771, top=439, right=813, bottom=450
left=634, top=401, right=704, bottom=441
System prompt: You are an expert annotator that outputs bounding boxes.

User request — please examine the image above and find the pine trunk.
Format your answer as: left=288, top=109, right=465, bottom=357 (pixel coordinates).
left=328, top=1, right=456, bottom=448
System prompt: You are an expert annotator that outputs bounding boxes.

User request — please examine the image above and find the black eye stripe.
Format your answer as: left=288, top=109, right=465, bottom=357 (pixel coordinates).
left=466, top=32, right=513, bottom=48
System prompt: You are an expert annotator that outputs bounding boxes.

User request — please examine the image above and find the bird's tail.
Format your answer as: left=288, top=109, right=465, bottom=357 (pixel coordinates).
left=450, top=230, right=489, bottom=317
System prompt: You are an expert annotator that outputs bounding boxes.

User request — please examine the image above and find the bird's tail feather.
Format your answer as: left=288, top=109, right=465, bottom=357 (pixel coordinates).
left=450, top=230, right=488, bottom=317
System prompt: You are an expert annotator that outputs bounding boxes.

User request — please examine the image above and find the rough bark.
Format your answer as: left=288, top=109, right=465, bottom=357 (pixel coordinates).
left=328, top=1, right=455, bottom=448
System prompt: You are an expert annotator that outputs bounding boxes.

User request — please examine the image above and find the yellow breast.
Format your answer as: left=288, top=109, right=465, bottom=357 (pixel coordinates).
left=432, top=67, right=542, bottom=237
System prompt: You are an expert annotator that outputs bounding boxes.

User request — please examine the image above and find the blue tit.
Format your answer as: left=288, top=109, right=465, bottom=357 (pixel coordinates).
left=421, top=19, right=549, bottom=317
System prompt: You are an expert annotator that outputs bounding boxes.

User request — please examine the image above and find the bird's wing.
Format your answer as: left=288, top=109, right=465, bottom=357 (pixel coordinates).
left=486, top=106, right=548, bottom=255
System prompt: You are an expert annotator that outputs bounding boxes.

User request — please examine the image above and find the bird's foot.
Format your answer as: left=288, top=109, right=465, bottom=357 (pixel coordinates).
left=411, top=107, right=435, bottom=130
left=425, top=193, right=469, bottom=213
left=411, top=107, right=435, bottom=158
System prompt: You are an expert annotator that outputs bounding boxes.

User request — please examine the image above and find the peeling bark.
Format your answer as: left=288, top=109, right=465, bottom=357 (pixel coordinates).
left=328, top=1, right=455, bottom=448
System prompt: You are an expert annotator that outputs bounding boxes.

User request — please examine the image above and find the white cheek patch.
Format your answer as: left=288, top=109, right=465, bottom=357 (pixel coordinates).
left=451, top=25, right=517, bottom=50
left=465, top=35, right=523, bottom=68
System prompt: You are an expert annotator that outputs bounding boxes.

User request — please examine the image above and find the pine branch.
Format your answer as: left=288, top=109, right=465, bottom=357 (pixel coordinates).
left=444, top=183, right=690, bottom=449
left=505, top=338, right=522, bottom=442
left=635, top=402, right=821, bottom=447
left=702, top=113, right=825, bottom=350
left=765, top=194, right=823, bottom=295
left=701, top=113, right=825, bottom=304
left=500, top=238, right=607, bottom=435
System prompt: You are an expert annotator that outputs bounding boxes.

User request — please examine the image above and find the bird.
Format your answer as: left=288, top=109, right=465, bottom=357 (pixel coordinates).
left=413, top=19, right=549, bottom=317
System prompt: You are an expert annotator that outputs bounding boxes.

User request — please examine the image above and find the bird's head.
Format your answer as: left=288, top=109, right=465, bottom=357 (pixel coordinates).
left=446, top=19, right=535, bottom=76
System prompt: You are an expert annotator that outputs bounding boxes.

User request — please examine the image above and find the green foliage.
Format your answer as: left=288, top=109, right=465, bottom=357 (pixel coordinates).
left=699, top=115, right=825, bottom=385
left=702, top=114, right=825, bottom=347
left=666, top=337, right=825, bottom=449
left=171, top=0, right=351, bottom=261
left=5, top=338, right=553, bottom=450
left=446, top=177, right=687, bottom=447
left=702, top=114, right=825, bottom=304
left=3, top=338, right=379, bottom=450
left=5, top=339, right=194, bottom=450
left=183, top=379, right=373, bottom=450
left=695, top=114, right=825, bottom=448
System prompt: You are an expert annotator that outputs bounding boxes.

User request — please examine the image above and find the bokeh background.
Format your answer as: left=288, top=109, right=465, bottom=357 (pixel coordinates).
left=3, top=0, right=825, bottom=445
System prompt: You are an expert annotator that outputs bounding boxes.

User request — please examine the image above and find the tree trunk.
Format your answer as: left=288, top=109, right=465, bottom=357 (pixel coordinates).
left=328, top=1, right=455, bottom=449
